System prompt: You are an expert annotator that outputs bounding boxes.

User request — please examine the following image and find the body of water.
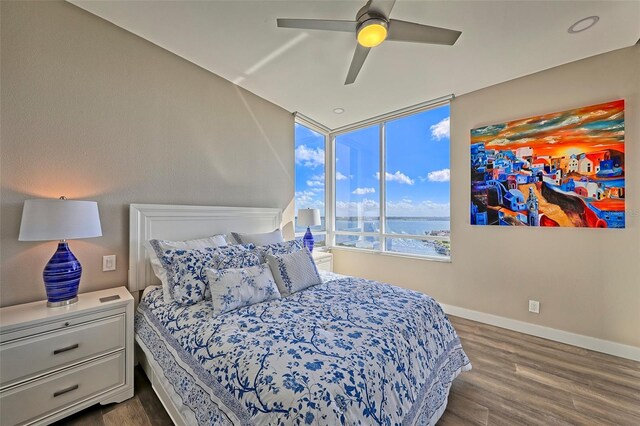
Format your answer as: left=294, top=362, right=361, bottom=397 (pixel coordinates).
left=296, top=217, right=450, bottom=257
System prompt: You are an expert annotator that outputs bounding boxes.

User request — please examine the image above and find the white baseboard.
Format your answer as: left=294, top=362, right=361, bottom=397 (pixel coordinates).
left=440, top=303, right=640, bottom=362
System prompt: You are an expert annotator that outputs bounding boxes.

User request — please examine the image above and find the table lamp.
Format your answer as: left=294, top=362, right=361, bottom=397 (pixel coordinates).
left=19, top=197, right=102, bottom=307
left=297, top=208, right=321, bottom=252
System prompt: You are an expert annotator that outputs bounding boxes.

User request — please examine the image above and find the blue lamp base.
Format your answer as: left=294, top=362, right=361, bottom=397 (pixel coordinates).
left=43, top=242, right=82, bottom=307
left=302, top=227, right=315, bottom=253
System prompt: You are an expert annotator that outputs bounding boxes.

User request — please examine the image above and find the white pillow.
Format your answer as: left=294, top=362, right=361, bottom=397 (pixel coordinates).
left=206, top=264, right=281, bottom=314
left=252, top=239, right=304, bottom=262
left=231, top=229, right=284, bottom=246
left=156, top=245, right=257, bottom=306
left=266, top=248, right=322, bottom=297
left=145, top=235, right=228, bottom=303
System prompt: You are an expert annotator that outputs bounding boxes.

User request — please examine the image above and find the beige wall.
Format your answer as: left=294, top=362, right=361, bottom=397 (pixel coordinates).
left=334, top=45, right=640, bottom=348
left=0, top=1, right=294, bottom=306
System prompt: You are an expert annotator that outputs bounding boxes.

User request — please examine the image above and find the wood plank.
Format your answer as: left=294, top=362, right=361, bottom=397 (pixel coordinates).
left=450, top=316, right=640, bottom=371
left=516, top=364, right=640, bottom=417
left=444, top=391, right=489, bottom=425
left=449, top=377, right=573, bottom=426
left=103, top=397, right=151, bottom=426
left=51, top=403, right=105, bottom=426
left=134, top=365, right=174, bottom=426
left=460, top=369, right=591, bottom=425
left=458, top=331, right=640, bottom=391
left=444, top=316, right=640, bottom=425
left=438, top=410, right=477, bottom=425
left=572, top=394, right=640, bottom=426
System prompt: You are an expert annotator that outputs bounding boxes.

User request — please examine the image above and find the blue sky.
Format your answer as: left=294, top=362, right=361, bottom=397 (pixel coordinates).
left=295, top=104, right=450, bottom=219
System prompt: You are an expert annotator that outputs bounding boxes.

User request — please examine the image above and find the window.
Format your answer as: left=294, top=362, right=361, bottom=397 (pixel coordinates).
left=294, top=122, right=327, bottom=246
left=335, top=125, right=381, bottom=249
left=333, top=103, right=450, bottom=259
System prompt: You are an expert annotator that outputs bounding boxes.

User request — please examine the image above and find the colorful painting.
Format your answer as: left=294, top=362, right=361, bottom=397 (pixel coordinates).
left=470, top=100, right=625, bottom=228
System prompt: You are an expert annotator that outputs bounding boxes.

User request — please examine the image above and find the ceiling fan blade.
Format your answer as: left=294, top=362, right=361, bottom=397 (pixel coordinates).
left=387, top=19, right=461, bottom=45
left=345, top=44, right=371, bottom=85
left=366, top=0, right=396, bottom=19
left=277, top=19, right=357, bottom=33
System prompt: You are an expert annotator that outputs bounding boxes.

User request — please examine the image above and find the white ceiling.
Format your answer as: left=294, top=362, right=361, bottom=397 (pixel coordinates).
left=69, top=1, right=639, bottom=129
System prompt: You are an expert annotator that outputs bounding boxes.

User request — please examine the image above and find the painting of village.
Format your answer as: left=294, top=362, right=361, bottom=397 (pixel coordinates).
left=471, top=100, right=625, bottom=228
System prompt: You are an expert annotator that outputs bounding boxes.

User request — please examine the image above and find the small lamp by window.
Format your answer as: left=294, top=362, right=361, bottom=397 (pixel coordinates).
left=19, top=197, right=102, bottom=307
left=297, top=208, right=321, bottom=252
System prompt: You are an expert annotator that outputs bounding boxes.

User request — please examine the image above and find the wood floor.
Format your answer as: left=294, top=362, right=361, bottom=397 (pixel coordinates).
left=440, top=316, right=640, bottom=425
left=54, top=316, right=640, bottom=425
left=51, top=367, right=173, bottom=426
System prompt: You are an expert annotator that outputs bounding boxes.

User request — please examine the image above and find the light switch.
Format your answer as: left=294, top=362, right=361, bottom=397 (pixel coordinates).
left=103, top=255, right=116, bottom=272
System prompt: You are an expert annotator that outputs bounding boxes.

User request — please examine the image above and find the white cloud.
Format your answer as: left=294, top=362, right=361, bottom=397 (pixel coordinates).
left=306, top=173, right=324, bottom=187
left=486, top=138, right=510, bottom=147
left=427, top=168, right=450, bottom=182
left=352, top=187, right=375, bottom=195
left=559, top=116, right=581, bottom=127
left=386, top=200, right=450, bottom=217
left=375, top=171, right=415, bottom=185
left=295, top=145, right=325, bottom=168
left=295, top=190, right=324, bottom=210
left=430, top=117, right=450, bottom=140
left=336, top=171, right=348, bottom=181
left=295, top=190, right=315, bottom=204
left=335, top=198, right=449, bottom=217
left=335, top=198, right=379, bottom=217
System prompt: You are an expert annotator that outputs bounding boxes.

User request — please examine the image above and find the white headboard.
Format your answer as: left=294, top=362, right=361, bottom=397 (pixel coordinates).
left=128, top=204, right=281, bottom=292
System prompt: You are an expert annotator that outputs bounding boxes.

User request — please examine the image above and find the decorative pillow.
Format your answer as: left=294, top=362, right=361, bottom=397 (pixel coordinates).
left=151, top=244, right=254, bottom=305
left=146, top=235, right=228, bottom=303
left=231, top=229, right=284, bottom=246
left=266, top=248, right=322, bottom=297
left=206, top=264, right=281, bottom=314
left=214, top=250, right=261, bottom=270
left=252, top=239, right=304, bottom=262
left=164, top=248, right=217, bottom=305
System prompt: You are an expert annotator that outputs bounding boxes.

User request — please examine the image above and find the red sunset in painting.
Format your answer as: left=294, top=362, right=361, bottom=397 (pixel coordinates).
left=470, top=100, right=625, bottom=228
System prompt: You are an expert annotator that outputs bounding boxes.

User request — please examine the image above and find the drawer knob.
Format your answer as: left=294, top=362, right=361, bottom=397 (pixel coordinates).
left=53, top=384, right=79, bottom=398
left=64, top=322, right=70, bottom=327
left=53, top=343, right=79, bottom=355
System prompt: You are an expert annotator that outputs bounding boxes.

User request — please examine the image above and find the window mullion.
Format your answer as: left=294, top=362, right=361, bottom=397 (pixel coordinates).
left=379, top=122, right=386, bottom=252
left=327, top=133, right=335, bottom=247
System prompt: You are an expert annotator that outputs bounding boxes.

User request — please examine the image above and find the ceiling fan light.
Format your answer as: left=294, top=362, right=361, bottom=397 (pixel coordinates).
left=357, top=19, right=388, bottom=47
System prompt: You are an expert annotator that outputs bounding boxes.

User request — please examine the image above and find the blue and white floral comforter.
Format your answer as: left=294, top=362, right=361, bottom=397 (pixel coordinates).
left=135, top=271, right=471, bottom=426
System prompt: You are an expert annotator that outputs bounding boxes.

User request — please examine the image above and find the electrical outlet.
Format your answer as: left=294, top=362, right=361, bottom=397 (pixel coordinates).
left=528, top=299, right=540, bottom=314
left=102, top=255, right=116, bottom=272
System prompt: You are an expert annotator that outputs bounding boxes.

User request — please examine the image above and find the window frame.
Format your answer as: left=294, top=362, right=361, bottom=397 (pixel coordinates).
left=328, top=98, right=452, bottom=261
left=294, top=114, right=330, bottom=246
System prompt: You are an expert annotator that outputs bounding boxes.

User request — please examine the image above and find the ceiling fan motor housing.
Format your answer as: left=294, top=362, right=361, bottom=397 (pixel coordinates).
left=356, top=14, right=389, bottom=47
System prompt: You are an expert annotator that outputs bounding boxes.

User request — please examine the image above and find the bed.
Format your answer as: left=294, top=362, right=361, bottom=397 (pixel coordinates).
left=130, top=204, right=471, bottom=425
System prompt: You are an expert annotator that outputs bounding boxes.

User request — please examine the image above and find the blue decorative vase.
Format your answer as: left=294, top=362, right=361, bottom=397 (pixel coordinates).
left=302, top=227, right=315, bottom=252
left=43, top=242, right=81, bottom=307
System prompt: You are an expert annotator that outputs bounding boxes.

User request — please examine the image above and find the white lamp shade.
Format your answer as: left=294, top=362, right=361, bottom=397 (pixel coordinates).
left=19, top=199, right=102, bottom=241
left=297, top=208, right=321, bottom=227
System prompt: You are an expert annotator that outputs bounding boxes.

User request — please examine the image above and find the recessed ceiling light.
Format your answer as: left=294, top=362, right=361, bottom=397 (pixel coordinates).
left=568, top=16, right=599, bottom=34
left=333, top=108, right=345, bottom=114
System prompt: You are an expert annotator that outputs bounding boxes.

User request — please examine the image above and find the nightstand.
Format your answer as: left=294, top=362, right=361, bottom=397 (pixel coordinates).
left=0, top=287, right=134, bottom=426
left=313, top=250, right=333, bottom=272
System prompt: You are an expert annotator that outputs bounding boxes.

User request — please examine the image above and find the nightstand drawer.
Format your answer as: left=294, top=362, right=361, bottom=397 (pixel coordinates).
left=0, top=314, right=125, bottom=387
left=0, top=351, right=125, bottom=426
left=315, top=258, right=332, bottom=271
left=312, top=252, right=333, bottom=272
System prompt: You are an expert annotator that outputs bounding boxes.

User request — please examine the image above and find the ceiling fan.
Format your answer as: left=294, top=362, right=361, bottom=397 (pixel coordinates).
left=277, top=0, right=461, bottom=85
